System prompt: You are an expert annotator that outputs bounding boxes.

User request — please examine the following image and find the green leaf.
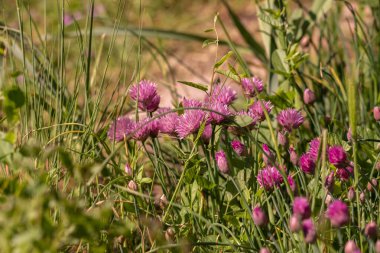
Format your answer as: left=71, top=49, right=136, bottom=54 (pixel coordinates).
left=178, top=81, right=208, bottom=92
left=214, top=51, right=233, bottom=68
left=271, top=49, right=290, bottom=74
left=311, top=0, right=332, bottom=21
left=196, top=176, right=216, bottom=190
left=140, top=178, right=152, bottom=184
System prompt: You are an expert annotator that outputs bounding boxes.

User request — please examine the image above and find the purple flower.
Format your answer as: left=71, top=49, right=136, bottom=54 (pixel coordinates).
left=308, top=138, right=321, bottom=162
left=130, top=80, right=160, bottom=112
left=201, top=124, right=212, bottom=144
left=176, top=99, right=205, bottom=139
left=241, top=77, right=264, bottom=97
left=231, top=139, right=247, bottom=156
left=108, top=116, right=136, bottom=142
left=277, top=108, right=304, bottom=132
left=374, top=106, right=380, bottom=121
left=262, top=144, right=275, bottom=165
left=303, top=88, right=316, bottom=105
left=257, top=166, right=283, bottom=190
left=252, top=206, right=268, bottom=226
left=302, top=219, right=317, bottom=243
left=336, top=166, right=354, bottom=182
left=157, top=108, right=179, bottom=136
left=289, top=146, right=299, bottom=165
left=326, top=200, right=349, bottom=227
left=207, top=102, right=231, bottom=124
left=328, top=145, right=348, bottom=167
left=215, top=150, right=229, bottom=174
left=293, top=197, right=311, bottom=220
left=133, top=118, right=159, bottom=142
left=248, top=100, right=273, bottom=122
left=344, top=240, right=360, bottom=253
left=206, top=84, right=237, bottom=105
left=128, top=180, right=138, bottom=191
left=364, top=221, right=378, bottom=240
left=299, top=153, right=315, bottom=174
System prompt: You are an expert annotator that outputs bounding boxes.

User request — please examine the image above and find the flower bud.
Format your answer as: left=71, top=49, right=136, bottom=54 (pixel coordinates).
left=259, top=248, right=271, bottom=253
left=289, top=147, right=299, bottom=165
left=277, top=132, right=288, bottom=146
left=128, top=180, right=138, bottom=191
left=262, top=144, right=275, bottom=165
left=347, top=187, right=355, bottom=201
left=160, top=194, right=168, bottom=209
left=125, top=163, right=132, bottom=175
left=215, top=150, right=229, bottom=174
left=165, top=227, right=175, bottom=242
left=290, top=215, right=301, bottom=232
left=325, top=194, right=333, bottom=206
left=231, top=140, right=247, bottom=156
left=344, top=240, right=360, bottom=253
left=325, top=172, right=335, bottom=192
left=360, top=191, right=366, bottom=203
left=375, top=240, right=380, bottom=253
left=252, top=206, right=268, bottom=227
left=376, top=162, right=380, bottom=171
left=303, top=89, right=316, bottom=105
left=374, top=106, right=380, bottom=121
left=302, top=219, right=317, bottom=243
left=347, top=128, right=352, bottom=142
left=364, top=221, right=378, bottom=240
left=367, top=178, right=378, bottom=192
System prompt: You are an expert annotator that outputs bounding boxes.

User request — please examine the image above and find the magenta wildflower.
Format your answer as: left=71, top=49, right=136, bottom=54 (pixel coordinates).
left=303, top=88, right=316, bottom=105
left=302, top=219, right=317, bottom=243
left=201, top=124, right=212, bottom=144
left=277, top=108, right=304, bottom=132
left=231, top=139, right=247, bottom=156
left=108, top=116, right=136, bottom=142
left=336, top=166, right=354, bottom=182
left=241, top=77, right=264, bottom=97
left=299, top=153, right=315, bottom=174
left=375, top=240, right=380, bottom=253
left=293, top=197, right=311, bottom=220
left=344, top=240, right=360, bottom=253
left=364, top=221, right=378, bottom=240
left=133, top=118, right=159, bottom=142
left=206, top=84, right=237, bottom=105
left=262, top=144, right=275, bottom=165
left=207, top=102, right=231, bottom=124
left=248, top=100, right=273, bottom=122
left=157, top=108, right=179, bottom=136
left=130, top=80, right=160, bottom=112
left=374, top=106, right=380, bottom=121
left=326, top=200, right=349, bottom=227
left=176, top=99, right=205, bottom=139
left=252, top=206, right=268, bottom=227
left=215, top=150, right=229, bottom=174
left=328, top=145, right=348, bottom=167
left=257, top=166, right=283, bottom=190
left=308, top=138, right=321, bottom=162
